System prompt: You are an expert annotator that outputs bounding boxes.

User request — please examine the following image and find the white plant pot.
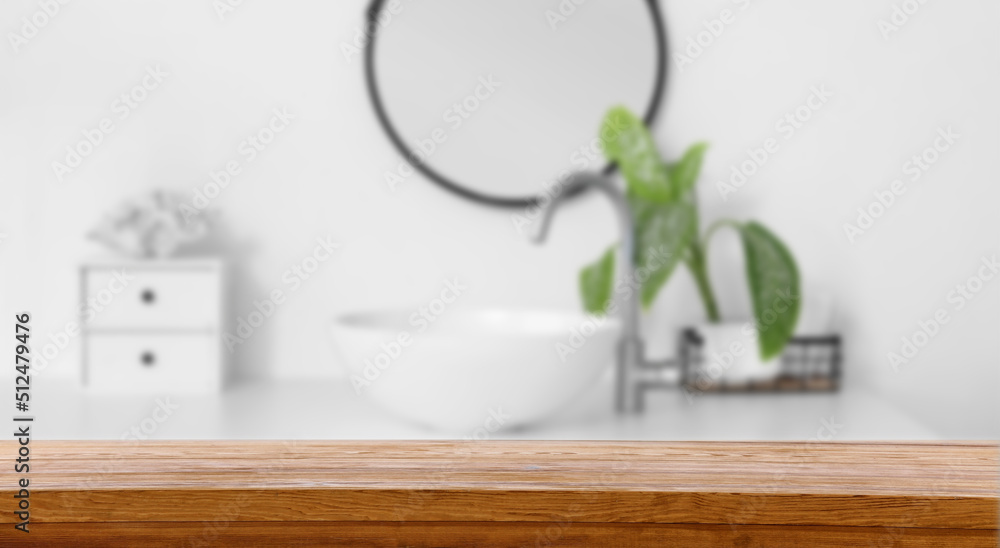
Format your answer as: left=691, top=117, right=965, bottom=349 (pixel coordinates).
left=692, top=323, right=779, bottom=387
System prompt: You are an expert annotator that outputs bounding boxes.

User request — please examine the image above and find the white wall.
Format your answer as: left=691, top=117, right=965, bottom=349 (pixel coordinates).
left=1, top=0, right=996, bottom=436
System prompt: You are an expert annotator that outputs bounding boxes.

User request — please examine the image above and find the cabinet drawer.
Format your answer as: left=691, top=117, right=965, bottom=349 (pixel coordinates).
left=84, top=267, right=220, bottom=331
left=85, top=334, right=220, bottom=392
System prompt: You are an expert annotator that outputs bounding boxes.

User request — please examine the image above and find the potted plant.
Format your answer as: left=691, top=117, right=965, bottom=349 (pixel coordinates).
left=579, top=106, right=800, bottom=385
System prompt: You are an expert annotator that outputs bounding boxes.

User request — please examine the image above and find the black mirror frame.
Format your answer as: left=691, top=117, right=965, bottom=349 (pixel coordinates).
left=363, top=0, right=669, bottom=209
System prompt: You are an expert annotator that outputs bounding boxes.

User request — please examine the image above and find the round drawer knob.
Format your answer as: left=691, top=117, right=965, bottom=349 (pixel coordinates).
left=141, top=289, right=156, bottom=304
left=141, top=352, right=156, bottom=366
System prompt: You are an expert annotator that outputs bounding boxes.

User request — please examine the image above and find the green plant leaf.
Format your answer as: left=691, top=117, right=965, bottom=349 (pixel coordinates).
left=738, top=221, right=801, bottom=360
left=667, top=142, right=708, bottom=197
left=579, top=246, right=615, bottom=315
left=600, top=106, right=672, bottom=203
left=630, top=192, right=697, bottom=309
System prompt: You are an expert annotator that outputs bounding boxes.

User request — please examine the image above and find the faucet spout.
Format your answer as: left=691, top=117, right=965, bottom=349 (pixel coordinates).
left=530, top=171, right=647, bottom=412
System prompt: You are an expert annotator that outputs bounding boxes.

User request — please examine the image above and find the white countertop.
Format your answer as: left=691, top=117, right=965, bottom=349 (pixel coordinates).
left=32, top=375, right=945, bottom=441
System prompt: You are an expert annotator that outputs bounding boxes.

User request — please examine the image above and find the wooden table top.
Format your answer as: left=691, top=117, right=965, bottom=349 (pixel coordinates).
left=1, top=440, right=996, bottom=546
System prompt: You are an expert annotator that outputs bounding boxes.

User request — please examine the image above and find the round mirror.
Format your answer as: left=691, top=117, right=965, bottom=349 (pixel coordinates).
left=365, top=0, right=668, bottom=208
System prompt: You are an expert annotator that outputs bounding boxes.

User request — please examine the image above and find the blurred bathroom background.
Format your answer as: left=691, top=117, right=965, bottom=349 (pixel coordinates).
left=0, top=0, right=997, bottom=438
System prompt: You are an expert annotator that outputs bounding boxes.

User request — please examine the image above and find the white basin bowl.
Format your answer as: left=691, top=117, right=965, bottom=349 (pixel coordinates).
left=330, top=309, right=620, bottom=432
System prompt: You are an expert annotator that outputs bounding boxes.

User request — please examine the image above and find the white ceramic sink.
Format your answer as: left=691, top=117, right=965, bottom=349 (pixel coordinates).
left=330, top=309, right=620, bottom=432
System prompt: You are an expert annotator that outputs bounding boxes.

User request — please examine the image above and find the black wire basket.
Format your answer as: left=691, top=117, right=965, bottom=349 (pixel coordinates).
left=679, top=328, right=841, bottom=393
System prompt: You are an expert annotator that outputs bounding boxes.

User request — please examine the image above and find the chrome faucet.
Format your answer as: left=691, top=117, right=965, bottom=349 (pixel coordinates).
left=532, top=171, right=679, bottom=413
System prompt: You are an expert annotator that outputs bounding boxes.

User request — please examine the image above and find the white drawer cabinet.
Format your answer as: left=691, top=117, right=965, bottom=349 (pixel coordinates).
left=81, top=259, right=224, bottom=392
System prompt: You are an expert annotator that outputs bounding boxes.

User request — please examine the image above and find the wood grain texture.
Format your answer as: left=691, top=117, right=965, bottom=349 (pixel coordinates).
left=10, top=522, right=999, bottom=548
left=0, top=441, right=996, bottom=545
